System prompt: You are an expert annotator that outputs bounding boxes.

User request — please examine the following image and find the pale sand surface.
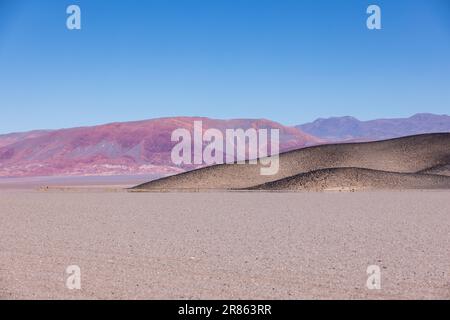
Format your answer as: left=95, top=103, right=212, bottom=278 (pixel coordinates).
left=0, top=174, right=161, bottom=190
left=0, top=190, right=449, bottom=299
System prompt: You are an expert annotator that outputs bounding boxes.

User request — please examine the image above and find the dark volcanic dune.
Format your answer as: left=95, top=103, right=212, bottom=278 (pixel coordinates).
left=419, top=164, right=450, bottom=177
left=247, top=168, right=450, bottom=191
left=133, top=133, right=450, bottom=191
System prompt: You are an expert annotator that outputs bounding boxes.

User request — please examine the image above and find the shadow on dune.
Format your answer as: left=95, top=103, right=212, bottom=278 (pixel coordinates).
left=132, top=133, right=450, bottom=192
left=246, top=167, right=450, bottom=191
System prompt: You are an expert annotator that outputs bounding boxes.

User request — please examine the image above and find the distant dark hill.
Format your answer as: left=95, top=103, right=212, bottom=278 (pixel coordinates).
left=297, top=113, right=450, bottom=141
left=132, top=133, right=450, bottom=191
left=246, top=167, right=450, bottom=191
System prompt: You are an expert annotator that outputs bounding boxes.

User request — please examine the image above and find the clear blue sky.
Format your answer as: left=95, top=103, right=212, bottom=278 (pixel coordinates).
left=0, top=0, right=449, bottom=133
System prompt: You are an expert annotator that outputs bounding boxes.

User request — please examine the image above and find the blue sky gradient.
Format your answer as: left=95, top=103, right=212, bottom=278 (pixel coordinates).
left=0, top=0, right=449, bottom=133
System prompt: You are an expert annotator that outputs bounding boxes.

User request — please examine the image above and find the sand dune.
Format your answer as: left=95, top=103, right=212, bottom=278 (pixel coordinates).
left=247, top=167, right=450, bottom=191
left=418, top=164, right=450, bottom=177
left=133, top=133, right=450, bottom=191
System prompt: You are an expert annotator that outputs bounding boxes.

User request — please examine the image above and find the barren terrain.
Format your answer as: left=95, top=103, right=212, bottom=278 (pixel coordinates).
left=1, top=190, right=449, bottom=299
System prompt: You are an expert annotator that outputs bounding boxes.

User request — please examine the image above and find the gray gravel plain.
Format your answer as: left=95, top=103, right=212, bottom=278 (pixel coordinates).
left=1, top=190, right=449, bottom=299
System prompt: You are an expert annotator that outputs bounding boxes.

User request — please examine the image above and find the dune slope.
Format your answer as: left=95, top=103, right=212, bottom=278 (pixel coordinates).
left=246, top=167, right=450, bottom=191
left=418, top=164, right=450, bottom=177
left=133, top=133, right=450, bottom=191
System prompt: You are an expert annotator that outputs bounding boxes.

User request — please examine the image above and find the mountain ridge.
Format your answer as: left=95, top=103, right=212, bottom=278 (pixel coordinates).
left=0, top=117, right=319, bottom=178
left=297, top=113, right=450, bottom=141
left=2, top=113, right=449, bottom=178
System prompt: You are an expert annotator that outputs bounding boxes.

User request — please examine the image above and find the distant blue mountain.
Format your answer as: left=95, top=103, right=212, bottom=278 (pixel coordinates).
left=297, top=113, right=450, bottom=141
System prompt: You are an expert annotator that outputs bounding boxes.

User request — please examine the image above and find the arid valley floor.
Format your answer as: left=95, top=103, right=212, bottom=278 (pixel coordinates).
left=1, top=188, right=449, bottom=299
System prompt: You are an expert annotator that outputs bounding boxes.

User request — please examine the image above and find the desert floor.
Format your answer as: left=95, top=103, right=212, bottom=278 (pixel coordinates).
left=0, top=189, right=449, bottom=299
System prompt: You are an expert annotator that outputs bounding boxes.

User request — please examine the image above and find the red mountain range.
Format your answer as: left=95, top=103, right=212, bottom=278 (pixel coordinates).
left=0, top=117, right=320, bottom=178
left=2, top=114, right=449, bottom=178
